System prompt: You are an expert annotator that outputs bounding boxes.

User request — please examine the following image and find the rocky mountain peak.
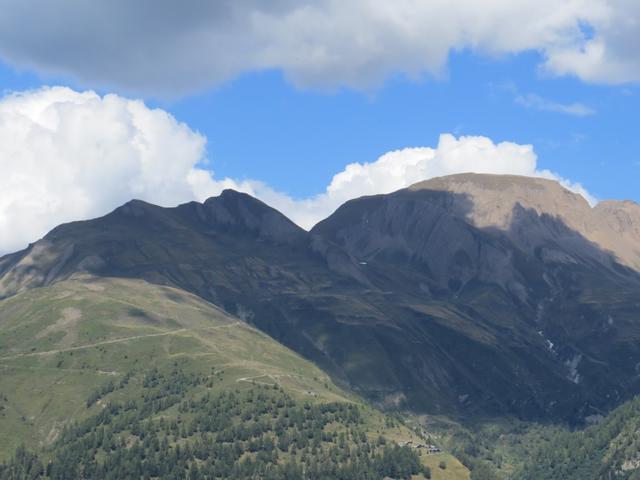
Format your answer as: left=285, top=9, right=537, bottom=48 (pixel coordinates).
left=197, top=189, right=306, bottom=244
left=409, top=173, right=592, bottom=231
left=406, top=174, right=640, bottom=271
left=110, top=198, right=158, bottom=219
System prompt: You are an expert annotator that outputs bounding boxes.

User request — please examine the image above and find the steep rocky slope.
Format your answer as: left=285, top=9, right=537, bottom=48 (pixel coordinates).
left=312, top=174, right=640, bottom=419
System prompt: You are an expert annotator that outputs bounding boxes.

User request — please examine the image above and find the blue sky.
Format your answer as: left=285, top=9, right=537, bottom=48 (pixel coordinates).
left=3, top=50, right=636, bottom=202
left=164, top=51, right=639, bottom=201
left=0, top=1, right=639, bottom=253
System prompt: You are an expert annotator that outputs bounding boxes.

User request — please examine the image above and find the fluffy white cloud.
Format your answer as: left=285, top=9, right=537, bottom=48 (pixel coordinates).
left=255, top=133, right=595, bottom=230
left=0, top=86, right=232, bottom=253
left=0, top=1, right=637, bottom=95
left=543, top=0, right=640, bottom=84
left=0, top=87, right=593, bottom=255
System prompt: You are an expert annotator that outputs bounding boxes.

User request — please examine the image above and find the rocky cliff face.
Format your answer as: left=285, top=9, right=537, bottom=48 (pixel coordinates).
left=1, top=174, right=640, bottom=422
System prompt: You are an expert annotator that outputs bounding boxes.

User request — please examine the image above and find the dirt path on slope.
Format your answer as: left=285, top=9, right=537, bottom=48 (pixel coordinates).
left=0, top=329, right=188, bottom=360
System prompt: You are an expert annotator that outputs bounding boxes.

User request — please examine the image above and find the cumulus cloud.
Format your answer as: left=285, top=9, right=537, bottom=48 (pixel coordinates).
left=0, top=86, right=233, bottom=254
left=543, top=0, right=640, bottom=84
left=0, top=87, right=594, bottom=255
left=255, top=133, right=595, bottom=230
left=0, top=1, right=637, bottom=95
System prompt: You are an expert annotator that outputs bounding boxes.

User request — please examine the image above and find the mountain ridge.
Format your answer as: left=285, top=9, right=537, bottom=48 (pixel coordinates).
left=1, top=173, right=639, bottom=423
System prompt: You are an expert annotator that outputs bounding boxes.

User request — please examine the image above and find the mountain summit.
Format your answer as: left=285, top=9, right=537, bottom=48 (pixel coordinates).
left=411, top=173, right=640, bottom=270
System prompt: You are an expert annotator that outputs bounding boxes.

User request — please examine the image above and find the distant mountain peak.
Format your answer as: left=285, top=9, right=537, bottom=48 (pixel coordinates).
left=411, top=172, right=569, bottom=190
left=408, top=173, right=591, bottom=229
left=406, top=173, right=640, bottom=270
left=204, top=188, right=272, bottom=213
left=197, top=189, right=306, bottom=243
left=111, top=198, right=158, bottom=218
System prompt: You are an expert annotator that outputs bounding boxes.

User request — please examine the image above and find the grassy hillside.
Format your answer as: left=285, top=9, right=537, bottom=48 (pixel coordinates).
left=0, top=276, right=468, bottom=479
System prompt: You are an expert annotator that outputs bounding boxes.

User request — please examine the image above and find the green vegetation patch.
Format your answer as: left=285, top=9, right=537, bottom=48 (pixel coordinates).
left=1, top=366, right=432, bottom=480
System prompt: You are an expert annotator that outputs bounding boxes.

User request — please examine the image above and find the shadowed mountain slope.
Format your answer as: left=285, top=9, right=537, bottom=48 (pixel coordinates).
left=1, top=174, right=639, bottom=423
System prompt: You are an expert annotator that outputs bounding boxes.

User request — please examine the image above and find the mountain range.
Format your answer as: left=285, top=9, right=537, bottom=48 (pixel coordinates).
left=2, top=173, right=639, bottom=425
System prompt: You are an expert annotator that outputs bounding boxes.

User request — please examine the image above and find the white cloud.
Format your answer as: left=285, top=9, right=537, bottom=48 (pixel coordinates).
left=256, top=133, right=595, bottom=229
left=515, top=93, right=595, bottom=116
left=0, top=86, right=230, bottom=254
left=543, top=0, right=640, bottom=84
left=0, top=1, right=637, bottom=95
left=0, top=87, right=594, bottom=255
